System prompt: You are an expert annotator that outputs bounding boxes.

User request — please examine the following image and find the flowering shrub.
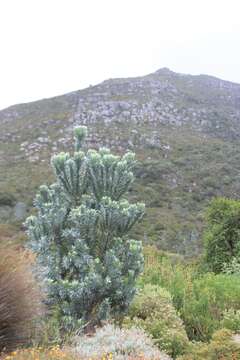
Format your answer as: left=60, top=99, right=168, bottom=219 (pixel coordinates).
left=124, top=284, right=188, bottom=358
left=72, top=324, right=168, bottom=359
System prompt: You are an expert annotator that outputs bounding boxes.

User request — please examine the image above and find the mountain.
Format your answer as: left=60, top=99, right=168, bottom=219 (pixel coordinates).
left=1, top=68, right=240, bottom=255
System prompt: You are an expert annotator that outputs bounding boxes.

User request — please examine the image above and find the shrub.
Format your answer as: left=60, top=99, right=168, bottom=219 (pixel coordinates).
left=26, top=126, right=145, bottom=331
left=31, top=308, right=63, bottom=348
left=181, top=273, right=240, bottom=341
left=177, top=328, right=240, bottom=360
left=0, top=192, right=16, bottom=206
left=221, top=309, right=240, bottom=332
left=222, top=257, right=240, bottom=274
left=0, top=247, right=43, bottom=352
left=140, top=247, right=240, bottom=342
left=203, top=197, right=240, bottom=273
left=140, top=246, right=193, bottom=312
left=72, top=323, right=165, bottom=360
left=124, top=284, right=189, bottom=358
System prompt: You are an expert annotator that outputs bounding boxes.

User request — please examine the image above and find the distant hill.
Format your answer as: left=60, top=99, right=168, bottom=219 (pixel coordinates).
left=1, top=68, right=240, bottom=255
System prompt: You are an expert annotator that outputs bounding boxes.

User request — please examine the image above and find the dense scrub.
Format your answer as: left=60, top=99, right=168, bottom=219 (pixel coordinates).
left=124, top=284, right=188, bottom=357
left=2, top=120, right=240, bottom=359
left=178, top=329, right=240, bottom=360
left=203, top=197, right=240, bottom=273
left=141, top=246, right=240, bottom=342
left=2, top=234, right=240, bottom=359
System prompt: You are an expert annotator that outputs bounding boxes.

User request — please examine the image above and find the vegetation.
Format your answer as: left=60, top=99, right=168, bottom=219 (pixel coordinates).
left=26, top=126, right=145, bottom=331
left=124, top=284, right=188, bottom=357
left=2, top=346, right=75, bottom=360
left=221, top=309, right=240, bottom=332
left=178, top=329, right=240, bottom=360
left=72, top=324, right=162, bottom=359
left=2, top=114, right=240, bottom=358
left=181, top=273, right=240, bottom=341
left=3, top=70, right=240, bottom=256
left=203, top=197, right=240, bottom=273
left=0, top=247, right=42, bottom=352
left=141, top=246, right=240, bottom=344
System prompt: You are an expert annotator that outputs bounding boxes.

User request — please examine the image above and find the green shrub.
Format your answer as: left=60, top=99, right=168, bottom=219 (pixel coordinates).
left=32, top=308, right=63, bottom=347
left=221, top=309, right=240, bottom=332
left=140, top=246, right=240, bottom=342
left=223, top=257, right=240, bottom=275
left=181, top=273, right=240, bottom=341
left=124, top=284, right=189, bottom=358
left=140, top=246, right=193, bottom=312
left=0, top=192, right=16, bottom=206
left=203, top=197, right=240, bottom=273
left=177, top=329, right=240, bottom=360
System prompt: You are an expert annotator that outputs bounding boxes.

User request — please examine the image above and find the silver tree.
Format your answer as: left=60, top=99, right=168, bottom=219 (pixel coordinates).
left=26, top=126, right=145, bottom=330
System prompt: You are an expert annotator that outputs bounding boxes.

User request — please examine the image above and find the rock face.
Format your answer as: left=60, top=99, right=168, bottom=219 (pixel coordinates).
left=2, top=68, right=240, bottom=162
left=14, top=202, right=27, bottom=220
left=70, top=69, right=240, bottom=140
left=1, top=68, right=240, bottom=254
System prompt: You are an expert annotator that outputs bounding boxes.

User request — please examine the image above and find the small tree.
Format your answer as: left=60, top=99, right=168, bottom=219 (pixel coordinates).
left=26, top=126, right=145, bottom=330
left=203, top=197, right=240, bottom=273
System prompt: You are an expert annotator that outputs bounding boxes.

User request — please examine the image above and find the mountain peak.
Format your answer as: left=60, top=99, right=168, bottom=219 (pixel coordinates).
left=154, top=67, right=175, bottom=75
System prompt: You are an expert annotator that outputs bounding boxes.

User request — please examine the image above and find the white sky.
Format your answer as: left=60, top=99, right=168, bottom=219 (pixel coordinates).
left=0, top=0, right=240, bottom=110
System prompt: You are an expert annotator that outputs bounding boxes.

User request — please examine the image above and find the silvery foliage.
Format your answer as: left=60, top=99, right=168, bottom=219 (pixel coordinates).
left=73, top=324, right=164, bottom=359
left=25, top=126, right=145, bottom=330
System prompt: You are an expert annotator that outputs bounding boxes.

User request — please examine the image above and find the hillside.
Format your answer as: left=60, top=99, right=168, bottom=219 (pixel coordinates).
left=1, top=67, right=240, bottom=255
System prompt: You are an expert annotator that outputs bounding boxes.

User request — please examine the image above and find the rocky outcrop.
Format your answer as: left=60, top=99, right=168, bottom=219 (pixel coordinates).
left=2, top=68, right=238, bottom=163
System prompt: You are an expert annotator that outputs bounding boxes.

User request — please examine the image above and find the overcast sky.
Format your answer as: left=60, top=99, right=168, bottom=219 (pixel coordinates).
left=0, top=0, right=240, bottom=110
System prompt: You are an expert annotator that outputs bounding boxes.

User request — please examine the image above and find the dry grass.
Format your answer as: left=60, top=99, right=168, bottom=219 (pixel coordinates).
left=0, top=224, right=26, bottom=247
left=0, top=245, right=43, bottom=353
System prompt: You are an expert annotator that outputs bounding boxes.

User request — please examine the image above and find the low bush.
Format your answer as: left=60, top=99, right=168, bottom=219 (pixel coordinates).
left=31, top=309, right=62, bottom=348
left=0, top=192, right=16, bottom=206
left=0, top=247, right=43, bottom=352
left=181, top=273, right=240, bottom=341
left=177, top=328, right=240, bottom=360
left=140, top=246, right=240, bottom=342
left=222, top=257, right=240, bottom=274
left=72, top=323, right=165, bottom=359
left=140, top=246, right=195, bottom=312
left=124, top=284, right=189, bottom=358
left=221, top=309, right=240, bottom=332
